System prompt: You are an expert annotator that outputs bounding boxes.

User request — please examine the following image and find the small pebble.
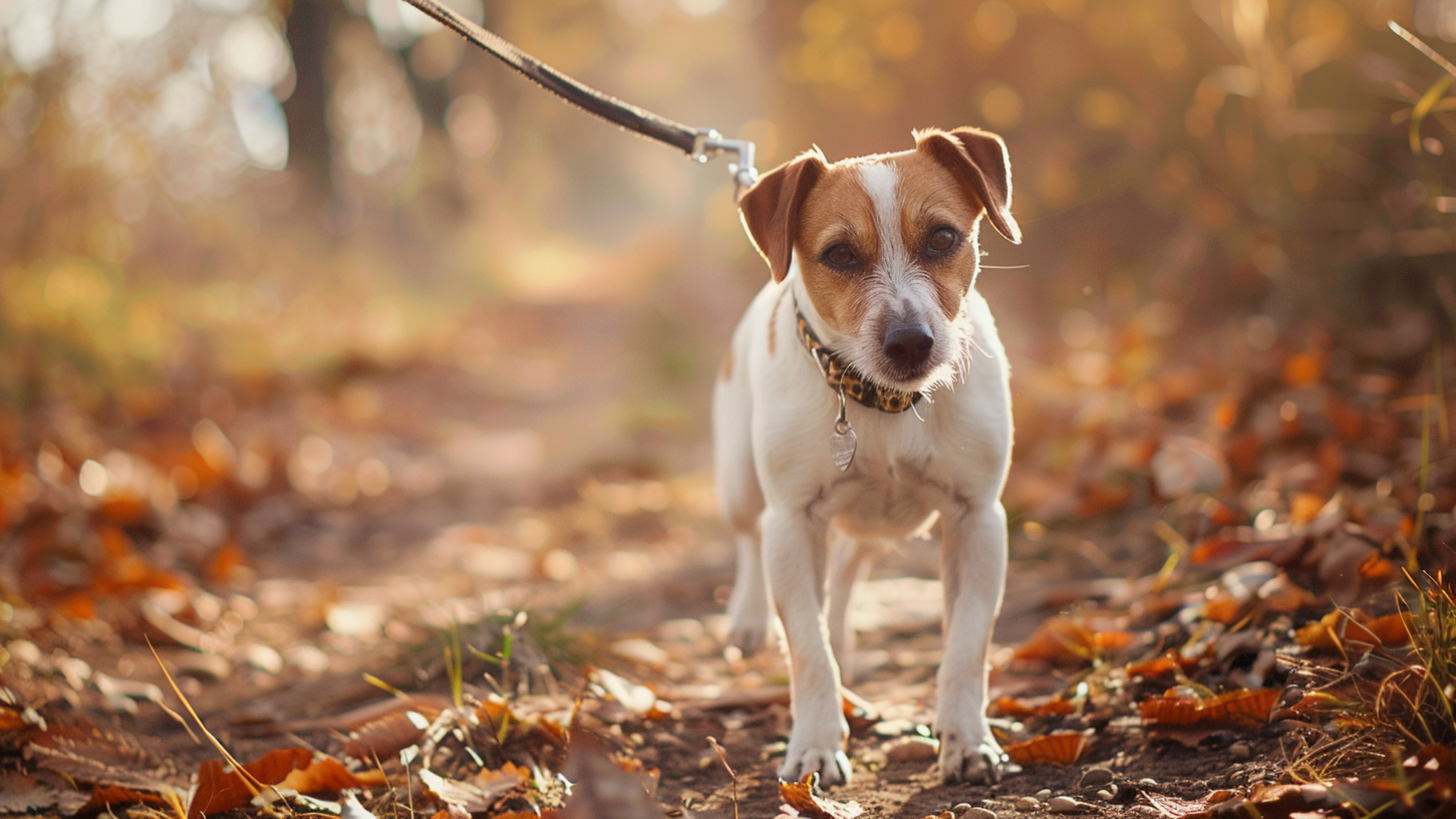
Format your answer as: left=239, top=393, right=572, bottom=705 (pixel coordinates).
left=1138, top=778, right=1158, bottom=787
left=1035, top=789, right=1052, bottom=800
left=1229, top=742, right=1252, bottom=760
left=883, top=735, right=940, bottom=763
left=1048, top=796, right=1094, bottom=813
left=1079, top=767, right=1114, bottom=789
left=1097, top=789, right=1114, bottom=801
left=964, top=809, right=995, bottom=819
left=1014, top=796, right=1041, bottom=811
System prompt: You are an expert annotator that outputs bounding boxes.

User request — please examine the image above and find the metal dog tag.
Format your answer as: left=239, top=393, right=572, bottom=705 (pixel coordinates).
left=830, top=387, right=856, bottom=471
left=831, top=423, right=857, bottom=471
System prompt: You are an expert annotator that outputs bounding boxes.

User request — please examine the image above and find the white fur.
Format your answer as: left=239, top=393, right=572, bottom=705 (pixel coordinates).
left=713, top=167, right=1013, bottom=787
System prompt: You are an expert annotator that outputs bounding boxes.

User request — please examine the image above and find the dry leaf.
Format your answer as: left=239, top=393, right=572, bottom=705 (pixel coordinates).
left=779, top=775, right=864, bottom=819
left=558, top=730, right=665, bottom=819
left=1295, top=610, right=1411, bottom=651
left=1003, top=732, right=1089, bottom=765
left=188, top=747, right=312, bottom=819
left=1013, top=616, right=1133, bottom=664
left=1139, top=688, right=1279, bottom=726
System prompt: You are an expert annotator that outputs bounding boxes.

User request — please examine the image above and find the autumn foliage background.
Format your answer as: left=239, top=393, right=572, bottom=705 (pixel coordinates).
left=2, top=0, right=1456, bottom=816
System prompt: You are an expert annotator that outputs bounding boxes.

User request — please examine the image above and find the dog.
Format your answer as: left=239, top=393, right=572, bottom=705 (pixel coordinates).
left=712, top=127, right=1020, bottom=786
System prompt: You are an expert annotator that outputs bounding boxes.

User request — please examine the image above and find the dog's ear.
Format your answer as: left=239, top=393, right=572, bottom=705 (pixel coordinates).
left=738, top=149, right=827, bottom=282
left=916, top=127, right=1020, bottom=245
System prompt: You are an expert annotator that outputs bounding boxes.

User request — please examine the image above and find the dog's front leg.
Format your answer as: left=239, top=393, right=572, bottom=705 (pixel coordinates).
left=762, top=505, right=852, bottom=786
left=935, top=500, right=1009, bottom=785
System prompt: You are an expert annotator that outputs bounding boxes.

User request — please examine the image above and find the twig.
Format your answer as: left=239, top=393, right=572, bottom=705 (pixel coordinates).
left=1389, top=22, right=1456, bottom=78
left=146, top=638, right=281, bottom=812
left=706, top=737, right=738, bottom=819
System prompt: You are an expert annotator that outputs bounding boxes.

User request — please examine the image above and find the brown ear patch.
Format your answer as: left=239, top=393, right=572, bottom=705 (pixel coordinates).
left=915, top=127, right=1020, bottom=244
left=738, top=149, right=828, bottom=282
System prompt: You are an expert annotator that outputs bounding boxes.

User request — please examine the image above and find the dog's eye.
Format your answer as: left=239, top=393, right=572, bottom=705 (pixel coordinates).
left=823, top=244, right=857, bottom=268
left=926, top=227, right=959, bottom=256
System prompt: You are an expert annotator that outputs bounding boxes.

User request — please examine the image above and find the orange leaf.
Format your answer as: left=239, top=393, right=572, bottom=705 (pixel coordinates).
left=81, top=785, right=175, bottom=814
left=188, top=747, right=312, bottom=819
left=1003, top=732, right=1089, bottom=765
left=1126, top=651, right=1192, bottom=679
left=1138, top=694, right=1203, bottom=726
left=1201, top=594, right=1243, bottom=625
left=1364, top=612, right=1413, bottom=646
left=1140, top=688, right=1278, bottom=726
left=204, top=540, right=247, bottom=584
left=1197, top=689, right=1280, bottom=724
left=278, top=756, right=373, bottom=795
left=991, top=696, right=1036, bottom=718
left=1358, top=551, right=1398, bottom=581
left=98, top=495, right=150, bottom=526
left=991, top=695, right=1074, bottom=718
left=779, top=774, right=864, bottom=819
left=1283, top=352, right=1324, bottom=387
left=53, top=592, right=96, bottom=620
left=1289, top=493, right=1325, bottom=524
left=1092, top=631, right=1134, bottom=652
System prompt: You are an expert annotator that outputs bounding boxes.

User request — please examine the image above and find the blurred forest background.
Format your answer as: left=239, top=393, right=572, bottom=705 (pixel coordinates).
left=2, top=0, right=1454, bottom=484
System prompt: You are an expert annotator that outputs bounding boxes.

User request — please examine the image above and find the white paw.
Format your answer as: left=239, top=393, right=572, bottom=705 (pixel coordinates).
left=778, top=745, right=852, bottom=787
left=936, top=729, right=1006, bottom=785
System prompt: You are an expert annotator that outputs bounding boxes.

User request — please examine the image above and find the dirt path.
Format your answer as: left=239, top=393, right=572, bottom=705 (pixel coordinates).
left=4, top=318, right=1452, bottom=819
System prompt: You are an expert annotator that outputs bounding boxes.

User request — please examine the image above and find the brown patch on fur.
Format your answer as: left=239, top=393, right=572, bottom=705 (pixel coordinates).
left=794, top=164, right=880, bottom=334
left=897, top=151, right=985, bottom=321
left=768, top=286, right=790, bottom=354
left=720, top=348, right=733, bottom=381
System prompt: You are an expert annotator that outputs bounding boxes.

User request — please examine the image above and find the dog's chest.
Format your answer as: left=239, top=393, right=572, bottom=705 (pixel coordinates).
left=823, top=416, right=948, bottom=537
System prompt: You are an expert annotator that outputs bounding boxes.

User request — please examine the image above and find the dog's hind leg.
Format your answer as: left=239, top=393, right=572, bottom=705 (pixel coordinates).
left=726, top=531, right=774, bottom=654
left=713, top=345, right=770, bottom=655
left=825, top=535, right=881, bottom=683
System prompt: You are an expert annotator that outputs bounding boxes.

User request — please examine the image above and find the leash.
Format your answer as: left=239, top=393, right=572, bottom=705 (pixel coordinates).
left=398, top=0, right=759, bottom=198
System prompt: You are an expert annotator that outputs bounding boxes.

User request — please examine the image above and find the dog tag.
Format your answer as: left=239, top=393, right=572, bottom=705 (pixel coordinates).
left=830, top=386, right=855, bottom=471
left=830, top=423, right=857, bottom=471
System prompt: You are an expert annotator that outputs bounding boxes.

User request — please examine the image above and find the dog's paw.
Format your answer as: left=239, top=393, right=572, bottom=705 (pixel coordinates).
left=936, top=731, right=1007, bottom=785
left=778, top=746, right=852, bottom=787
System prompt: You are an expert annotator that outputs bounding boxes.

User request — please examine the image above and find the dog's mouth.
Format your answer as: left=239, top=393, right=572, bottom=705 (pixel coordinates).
left=867, top=354, right=945, bottom=393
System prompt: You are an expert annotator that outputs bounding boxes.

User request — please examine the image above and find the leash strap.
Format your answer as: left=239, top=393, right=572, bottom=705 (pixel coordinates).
left=399, top=0, right=758, bottom=195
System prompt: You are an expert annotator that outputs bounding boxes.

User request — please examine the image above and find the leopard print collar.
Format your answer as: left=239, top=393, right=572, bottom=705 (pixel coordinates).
left=795, top=304, right=923, bottom=413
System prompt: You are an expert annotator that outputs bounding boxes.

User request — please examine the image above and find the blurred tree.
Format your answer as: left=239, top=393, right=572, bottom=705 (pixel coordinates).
left=283, top=0, right=339, bottom=191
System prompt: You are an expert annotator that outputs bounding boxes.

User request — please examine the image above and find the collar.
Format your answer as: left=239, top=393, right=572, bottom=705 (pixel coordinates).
left=794, top=302, right=923, bottom=413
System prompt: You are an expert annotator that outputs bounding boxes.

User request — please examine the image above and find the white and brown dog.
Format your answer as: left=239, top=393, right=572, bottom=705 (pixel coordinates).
left=712, top=127, right=1020, bottom=786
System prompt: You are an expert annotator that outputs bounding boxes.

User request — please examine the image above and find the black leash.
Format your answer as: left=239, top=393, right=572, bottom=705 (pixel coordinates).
left=399, top=0, right=759, bottom=197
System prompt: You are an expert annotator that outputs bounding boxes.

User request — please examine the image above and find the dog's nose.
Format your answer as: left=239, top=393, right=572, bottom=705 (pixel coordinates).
left=883, top=323, right=934, bottom=369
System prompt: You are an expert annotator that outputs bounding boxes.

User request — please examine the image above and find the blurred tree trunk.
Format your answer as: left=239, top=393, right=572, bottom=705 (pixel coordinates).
left=282, top=0, right=337, bottom=191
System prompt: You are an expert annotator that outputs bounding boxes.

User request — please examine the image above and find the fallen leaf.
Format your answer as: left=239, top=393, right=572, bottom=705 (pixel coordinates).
left=418, top=767, right=523, bottom=814
left=1013, top=616, right=1133, bottom=664
left=1295, top=610, right=1410, bottom=651
left=558, top=730, right=665, bottom=819
left=1140, top=688, right=1279, bottom=726
left=779, top=775, right=864, bottom=819
left=188, top=747, right=312, bottom=819
left=1003, top=732, right=1089, bottom=765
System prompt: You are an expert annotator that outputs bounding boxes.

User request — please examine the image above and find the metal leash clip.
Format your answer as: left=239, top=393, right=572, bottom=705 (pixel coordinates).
left=691, top=128, right=759, bottom=200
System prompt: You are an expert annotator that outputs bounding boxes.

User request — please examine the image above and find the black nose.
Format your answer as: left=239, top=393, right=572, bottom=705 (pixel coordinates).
left=883, top=324, right=934, bottom=369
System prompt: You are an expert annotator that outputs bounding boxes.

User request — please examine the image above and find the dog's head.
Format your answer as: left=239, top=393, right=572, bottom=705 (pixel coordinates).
left=739, top=127, right=1019, bottom=393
